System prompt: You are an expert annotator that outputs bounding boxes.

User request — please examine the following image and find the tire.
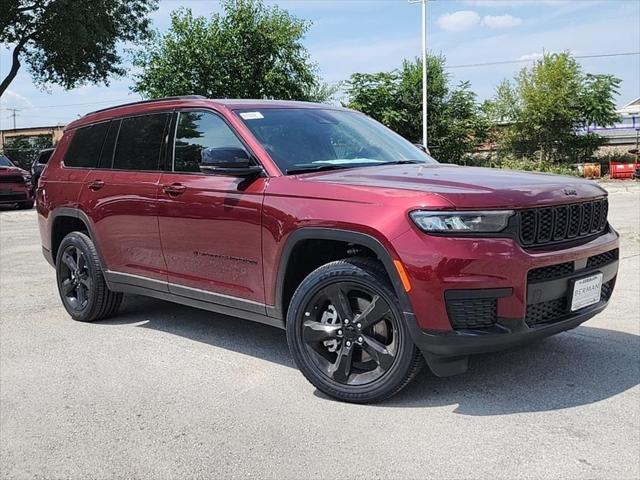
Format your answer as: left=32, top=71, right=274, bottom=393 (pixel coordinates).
left=17, top=201, right=34, bottom=210
left=286, top=257, right=423, bottom=404
left=55, top=231, right=123, bottom=322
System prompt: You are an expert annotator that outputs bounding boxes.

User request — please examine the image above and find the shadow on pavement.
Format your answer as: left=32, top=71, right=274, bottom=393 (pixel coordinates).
left=100, top=294, right=639, bottom=415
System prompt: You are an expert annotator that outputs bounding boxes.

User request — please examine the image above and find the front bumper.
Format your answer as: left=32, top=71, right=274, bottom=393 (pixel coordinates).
left=392, top=226, right=619, bottom=375
left=0, top=183, right=32, bottom=204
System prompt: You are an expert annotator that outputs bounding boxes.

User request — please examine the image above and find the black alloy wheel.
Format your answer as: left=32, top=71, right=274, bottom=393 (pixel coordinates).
left=301, top=281, right=398, bottom=386
left=55, top=232, right=123, bottom=322
left=59, top=244, right=92, bottom=311
left=287, top=258, right=423, bottom=403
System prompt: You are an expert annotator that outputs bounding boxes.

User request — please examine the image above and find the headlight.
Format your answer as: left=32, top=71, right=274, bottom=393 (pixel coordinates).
left=410, top=210, right=514, bottom=233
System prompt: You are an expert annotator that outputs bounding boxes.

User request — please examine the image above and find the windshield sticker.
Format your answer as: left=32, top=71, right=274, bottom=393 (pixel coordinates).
left=240, top=111, right=264, bottom=120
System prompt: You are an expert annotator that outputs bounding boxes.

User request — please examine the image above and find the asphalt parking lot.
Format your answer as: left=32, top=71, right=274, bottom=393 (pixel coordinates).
left=1, top=181, right=639, bottom=479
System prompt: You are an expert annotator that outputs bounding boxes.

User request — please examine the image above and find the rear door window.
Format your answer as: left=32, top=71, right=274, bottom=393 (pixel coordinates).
left=63, top=122, right=110, bottom=168
left=113, top=113, right=169, bottom=171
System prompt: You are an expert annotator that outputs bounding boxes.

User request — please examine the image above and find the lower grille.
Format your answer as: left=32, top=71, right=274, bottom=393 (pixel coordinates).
left=526, top=278, right=615, bottom=327
left=587, top=249, right=619, bottom=269
left=446, top=297, right=497, bottom=329
left=528, top=262, right=574, bottom=283
left=0, top=193, right=27, bottom=202
left=526, top=298, right=567, bottom=327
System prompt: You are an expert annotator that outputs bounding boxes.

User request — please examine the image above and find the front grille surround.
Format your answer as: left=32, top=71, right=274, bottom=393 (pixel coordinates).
left=518, top=199, right=608, bottom=247
left=0, top=175, right=24, bottom=184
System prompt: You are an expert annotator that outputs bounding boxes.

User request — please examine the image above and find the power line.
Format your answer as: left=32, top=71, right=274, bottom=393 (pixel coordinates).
left=5, top=108, right=20, bottom=129
left=1, top=51, right=637, bottom=112
left=0, top=97, right=135, bottom=111
left=446, top=51, right=640, bottom=69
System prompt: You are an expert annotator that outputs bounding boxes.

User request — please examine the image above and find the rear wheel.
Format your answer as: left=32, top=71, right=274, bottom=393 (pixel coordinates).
left=55, top=232, right=123, bottom=322
left=17, top=201, right=33, bottom=209
left=286, top=258, right=423, bottom=403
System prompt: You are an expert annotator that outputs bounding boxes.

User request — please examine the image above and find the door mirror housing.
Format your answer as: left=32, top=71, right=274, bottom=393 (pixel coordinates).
left=200, top=147, right=263, bottom=177
left=414, top=144, right=431, bottom=155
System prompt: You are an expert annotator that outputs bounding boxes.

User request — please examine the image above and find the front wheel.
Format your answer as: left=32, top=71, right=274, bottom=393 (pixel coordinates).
left=286, top=258, right=423, bottom=403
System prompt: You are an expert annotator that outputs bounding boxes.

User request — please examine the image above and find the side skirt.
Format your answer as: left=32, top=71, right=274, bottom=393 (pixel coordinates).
left=104, top=271, right=285, bottom=330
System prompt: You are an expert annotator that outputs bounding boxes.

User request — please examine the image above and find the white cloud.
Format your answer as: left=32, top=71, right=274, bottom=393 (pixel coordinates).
left=0, top=89, right=34, bottom=108
left=437, top=10, right=481, bottom=32
left=518, top=52, right=544, bottom=61
left=482, top=14, right=522, bottom=28
left=437, top=10, right=522, bottom=32
left=466, top=1, right=568, bottom=7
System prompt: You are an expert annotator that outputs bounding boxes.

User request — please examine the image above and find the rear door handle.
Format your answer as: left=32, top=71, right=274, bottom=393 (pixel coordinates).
left=162, top=183, right=187, bottom=196
left=88, top=180, right=105, bottom=191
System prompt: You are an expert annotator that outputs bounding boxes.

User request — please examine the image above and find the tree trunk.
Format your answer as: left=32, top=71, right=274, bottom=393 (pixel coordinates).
left=0, top=37, right=30, bottom=99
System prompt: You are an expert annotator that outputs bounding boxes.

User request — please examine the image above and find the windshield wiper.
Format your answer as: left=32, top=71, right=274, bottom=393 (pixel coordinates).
left=379, top=160, right=425, bottom=166
left=286, top=164, right=355, bottom=175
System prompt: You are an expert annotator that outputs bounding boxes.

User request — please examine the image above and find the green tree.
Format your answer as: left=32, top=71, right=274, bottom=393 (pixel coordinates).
left=484, top=52, right=621, bottom=163
left=0, top=0, right=158, bottom=98
left=346, top=55, right=486, bottom=163
left=133, top=0, right=329, bottom=101
left=2, top=135, right=52, bottom=168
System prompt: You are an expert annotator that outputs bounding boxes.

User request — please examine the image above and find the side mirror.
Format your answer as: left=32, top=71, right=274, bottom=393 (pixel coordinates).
left=414, top=144, right=431, bottom=155
left=200, top=147, right=263, bottom=177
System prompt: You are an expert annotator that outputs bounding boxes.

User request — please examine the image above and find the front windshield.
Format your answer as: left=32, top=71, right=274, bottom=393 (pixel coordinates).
left=0, top=155, right=14, bottom=167
left=235, top=108, right=436, bottom=173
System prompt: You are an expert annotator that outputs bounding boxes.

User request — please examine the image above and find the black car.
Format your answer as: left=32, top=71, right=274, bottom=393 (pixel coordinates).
left=30, top=148, right=54, bottom=195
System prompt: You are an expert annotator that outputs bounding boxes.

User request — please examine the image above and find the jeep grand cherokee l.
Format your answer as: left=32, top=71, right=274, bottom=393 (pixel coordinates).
left=36, top=96, right=619, bottom=403
left=0, top=154, right=34, bottom=209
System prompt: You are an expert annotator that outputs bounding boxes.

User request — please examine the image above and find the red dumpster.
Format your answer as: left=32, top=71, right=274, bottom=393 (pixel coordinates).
left=609, top=161, right=637, bottom=179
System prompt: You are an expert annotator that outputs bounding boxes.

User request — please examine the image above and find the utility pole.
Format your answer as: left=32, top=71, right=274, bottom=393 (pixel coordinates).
left=409, top=0, right=428, bottom=148
left=5, top=108, right=20, bottom=129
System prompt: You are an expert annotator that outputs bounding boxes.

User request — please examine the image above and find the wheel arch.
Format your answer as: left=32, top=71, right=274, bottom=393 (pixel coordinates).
left=271, top=228, right=413, bottom=322
left=50, top=208, right=106, bottom=269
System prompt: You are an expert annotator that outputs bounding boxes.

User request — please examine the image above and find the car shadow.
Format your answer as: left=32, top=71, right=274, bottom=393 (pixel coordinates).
left=100, top=295, right=639, bottom=415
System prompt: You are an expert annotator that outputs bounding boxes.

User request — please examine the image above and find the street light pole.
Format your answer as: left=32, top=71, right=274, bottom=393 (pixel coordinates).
left=410, top=0, right=428, bottom=148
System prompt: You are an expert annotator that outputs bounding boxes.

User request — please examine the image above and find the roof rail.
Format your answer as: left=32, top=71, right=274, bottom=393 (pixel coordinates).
left=85, top=95, right=207, bottom=116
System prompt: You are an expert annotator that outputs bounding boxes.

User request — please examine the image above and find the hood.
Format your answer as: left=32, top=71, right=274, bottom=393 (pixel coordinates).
left=0, top=166, right=27, bottom=175
left=299, top=164, right=607, bottom=209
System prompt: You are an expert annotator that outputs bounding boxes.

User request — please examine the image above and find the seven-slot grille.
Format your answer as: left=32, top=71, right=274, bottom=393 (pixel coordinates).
left=0, top=175, right=24, bottom=184
left=518, top=199, right=608, bottom=247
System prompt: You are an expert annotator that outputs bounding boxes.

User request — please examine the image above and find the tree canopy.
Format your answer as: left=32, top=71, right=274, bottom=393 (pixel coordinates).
left=483, top=52, right=621, bottom=163
left=346, top=55, right=487, bottom=163
left=0, top=0, right=158, bottom=98
left=132, top=0, right=329, bottom=101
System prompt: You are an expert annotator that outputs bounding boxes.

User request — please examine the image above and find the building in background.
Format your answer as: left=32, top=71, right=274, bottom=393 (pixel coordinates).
left=0, top=125, right=65, bottom=169
left=590, top=97, right=640, bottom=153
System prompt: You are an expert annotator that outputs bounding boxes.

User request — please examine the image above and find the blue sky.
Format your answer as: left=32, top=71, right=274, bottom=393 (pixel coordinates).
left=1, top=0, right=638, bottom=129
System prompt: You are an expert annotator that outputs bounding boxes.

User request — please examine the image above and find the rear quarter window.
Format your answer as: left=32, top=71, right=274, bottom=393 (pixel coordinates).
left=63, top=122, right=110, bottom=168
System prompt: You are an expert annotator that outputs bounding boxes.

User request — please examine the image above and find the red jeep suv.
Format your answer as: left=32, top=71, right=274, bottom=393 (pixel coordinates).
left=37, top=96, right=619, bottom=403
left=0, top=154, right=34, bottom=209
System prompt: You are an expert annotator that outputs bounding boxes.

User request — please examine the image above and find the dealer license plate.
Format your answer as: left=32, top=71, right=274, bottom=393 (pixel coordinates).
left=571, top=273, right=603, bottom=311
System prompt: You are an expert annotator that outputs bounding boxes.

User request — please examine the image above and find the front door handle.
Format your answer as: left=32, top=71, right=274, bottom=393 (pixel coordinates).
left=163, top=183, right=187, bottom=196
left=88, top=180, right=105, bottom=191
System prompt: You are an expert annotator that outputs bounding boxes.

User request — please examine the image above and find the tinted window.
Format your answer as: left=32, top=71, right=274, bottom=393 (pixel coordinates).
left=0, top=155, right=13, bottom=167
left=37, top=149, right=54, bottom=164
left=97, top=120, right=120, bottom=168
left=64, top=122, right=110, bottom=168
left=113, top=114, right=169, bottom=171
left=174, top=111, right=245, bottom=172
